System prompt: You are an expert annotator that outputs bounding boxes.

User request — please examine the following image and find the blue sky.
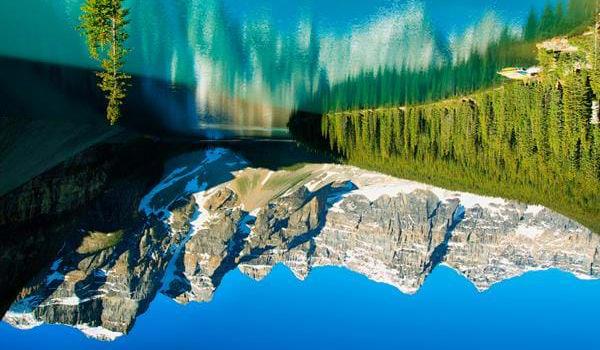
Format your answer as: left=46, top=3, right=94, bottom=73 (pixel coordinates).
left=1, top=264, right=598, bottom=350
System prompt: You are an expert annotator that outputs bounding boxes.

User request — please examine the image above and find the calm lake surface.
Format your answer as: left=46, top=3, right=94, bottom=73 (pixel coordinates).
left=0, top=0, right=558, bottom=137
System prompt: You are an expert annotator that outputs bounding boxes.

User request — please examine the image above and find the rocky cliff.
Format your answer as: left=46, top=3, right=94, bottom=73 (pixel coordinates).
left=4, top=148, right=598, bottom=340
left=0, top=139, right=172, bottom=319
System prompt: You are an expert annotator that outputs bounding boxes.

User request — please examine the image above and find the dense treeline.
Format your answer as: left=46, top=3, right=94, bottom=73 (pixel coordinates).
left=524, top=0, right=598, bottom=40
left=301, top=37, right=536, bottom=112
left=319, top=31, right=600, bottom=232
left=300, top=0, right=598, bottom=114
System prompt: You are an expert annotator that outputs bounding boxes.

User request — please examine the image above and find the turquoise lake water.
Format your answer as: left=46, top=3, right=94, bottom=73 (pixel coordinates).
left=0, top=0, right=559, bottom=136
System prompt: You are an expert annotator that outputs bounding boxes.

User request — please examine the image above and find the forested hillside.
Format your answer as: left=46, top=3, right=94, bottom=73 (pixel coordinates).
left=320, top=25, right=600, bottom=232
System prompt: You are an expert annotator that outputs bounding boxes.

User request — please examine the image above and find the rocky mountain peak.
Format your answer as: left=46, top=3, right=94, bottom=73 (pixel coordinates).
left=4, top=148, right=598, bottom=341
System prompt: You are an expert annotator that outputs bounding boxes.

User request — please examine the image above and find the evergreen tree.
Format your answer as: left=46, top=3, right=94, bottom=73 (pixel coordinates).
left=592, top=13, right=600, bottom=96
left=524, top=8, right=539, bottom=41
left=554, top=1, right=566, bottom=34
left=539, top=3, right=557, bottom=38
left=79, top=0, right=131, bottom=125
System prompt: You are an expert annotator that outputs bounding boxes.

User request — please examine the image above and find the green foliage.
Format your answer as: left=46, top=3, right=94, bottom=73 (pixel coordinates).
left=591, top=13, right=600, bottom=96
left=300, top=38, right=538, bottom=113
left=79, top=0, right=130, bottom=125
left=524, top=8, right=540, bottom=41
left=525, top=0, right=598, bottom=41
left=318, top=39, right=600, bottom=232
left=300, top=0, right=598, bottom=115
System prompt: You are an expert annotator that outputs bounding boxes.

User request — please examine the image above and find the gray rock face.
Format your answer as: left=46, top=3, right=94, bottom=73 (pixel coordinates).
left=4, top=148, right=599, bottom=340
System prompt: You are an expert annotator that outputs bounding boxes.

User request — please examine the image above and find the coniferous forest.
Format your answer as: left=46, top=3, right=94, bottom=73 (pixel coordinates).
left=315, top=14, right=600, bottom=232
left=300, top=0, right=599, bottom=114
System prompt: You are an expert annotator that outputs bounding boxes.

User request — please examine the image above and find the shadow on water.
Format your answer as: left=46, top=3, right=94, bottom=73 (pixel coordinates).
left=0, top=55, right=301, bottom=140
left=0, top=56, right=176, bottom=198
left=0, top=55, right=194, bottom=137
left=287, top=110, right=331, bottom=153
left=0, top=55, right=335, bottom=195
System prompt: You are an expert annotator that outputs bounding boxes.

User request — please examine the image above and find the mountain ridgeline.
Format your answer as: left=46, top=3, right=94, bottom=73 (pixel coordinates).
left=314, top=25, right=600, bottom=232
left=3, top=148, right=598, bottom=340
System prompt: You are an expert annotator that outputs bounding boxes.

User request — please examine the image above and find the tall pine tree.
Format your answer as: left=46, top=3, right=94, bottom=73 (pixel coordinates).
left=79, top=0, right=131, bottom=125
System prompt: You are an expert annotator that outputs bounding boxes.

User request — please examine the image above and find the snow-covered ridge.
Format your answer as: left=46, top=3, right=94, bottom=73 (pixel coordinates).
left=139, top=148, right=232, bottom=217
